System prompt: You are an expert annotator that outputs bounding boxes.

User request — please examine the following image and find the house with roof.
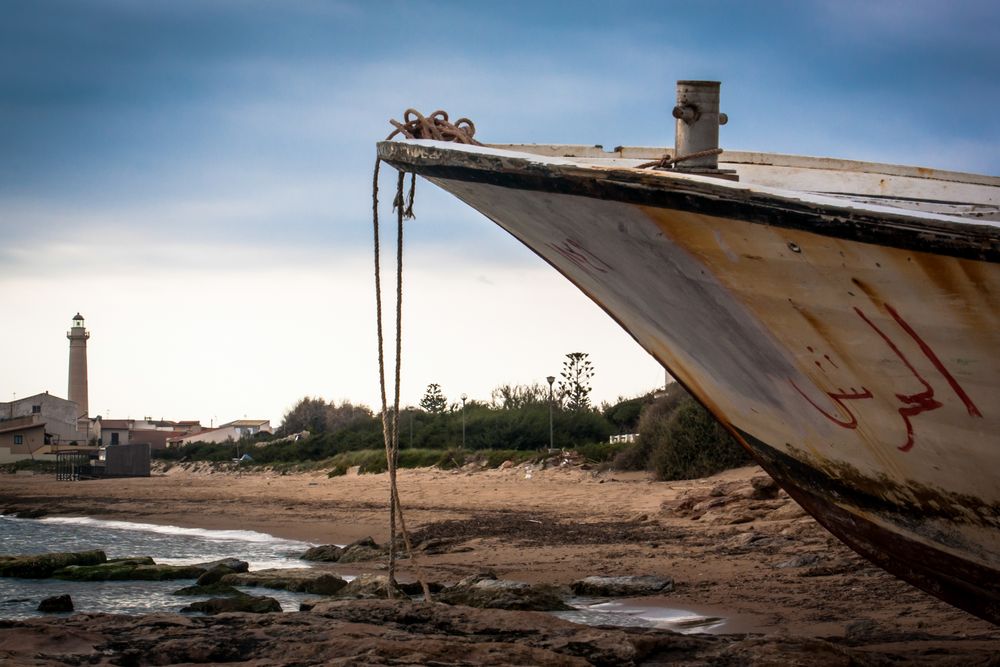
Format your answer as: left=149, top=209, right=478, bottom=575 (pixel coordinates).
left=95, top=418, right=203, bottom=450
left=167, top=419, right=272, bottom=446
left=0, top=392, right=88, bottom=463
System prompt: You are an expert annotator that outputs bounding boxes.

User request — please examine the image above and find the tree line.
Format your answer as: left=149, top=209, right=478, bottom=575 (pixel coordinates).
left=158, top=352, right=751, bottom=480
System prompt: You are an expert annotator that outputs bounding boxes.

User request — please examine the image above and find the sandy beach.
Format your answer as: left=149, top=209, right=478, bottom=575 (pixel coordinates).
left=1, top=461, right=997, bottom=664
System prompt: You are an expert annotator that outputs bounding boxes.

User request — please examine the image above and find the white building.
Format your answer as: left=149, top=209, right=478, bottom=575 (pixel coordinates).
left=167, top=419, right=272, bottom=446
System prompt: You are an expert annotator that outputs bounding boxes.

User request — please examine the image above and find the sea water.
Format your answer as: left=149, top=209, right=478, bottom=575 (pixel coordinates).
left=0, top=515, right=319, bottom=618
left=555, top=597, right=727, bottom=633
left=1, top=516, right=733, bottom=633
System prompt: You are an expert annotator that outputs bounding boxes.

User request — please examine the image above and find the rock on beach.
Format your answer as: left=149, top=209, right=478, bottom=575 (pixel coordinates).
left=0, top=550, right=107, bottom=579
left=436, top=573, right=572, bottom=611
left=53, top=560, right=206, bottom=581
left=36, top=594, right=73, bottom=613
left=180, top=594, right=282, bottom=615
left=300, top=536, right=387, bottom=564
left=337, top=573, right=406, bottom=599
left=570, top=575, right=674, bottom=597
left=220, top=568, right=348, bottom=595
left=51, top=557, right=249, bottom=582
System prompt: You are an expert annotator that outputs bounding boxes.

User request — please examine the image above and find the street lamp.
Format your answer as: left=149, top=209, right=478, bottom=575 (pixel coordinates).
left=546, top=376, right=555, bottom=452
left=460, top=394, right=468, bottom=449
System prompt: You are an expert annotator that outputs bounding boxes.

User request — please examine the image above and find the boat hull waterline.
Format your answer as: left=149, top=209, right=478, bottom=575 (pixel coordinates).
left=378, top=140, right=999, bottom=623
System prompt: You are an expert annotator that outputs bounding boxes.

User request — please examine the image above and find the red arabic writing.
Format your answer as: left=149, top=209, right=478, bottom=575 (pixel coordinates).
left=792, top=302, right=982, bottom=452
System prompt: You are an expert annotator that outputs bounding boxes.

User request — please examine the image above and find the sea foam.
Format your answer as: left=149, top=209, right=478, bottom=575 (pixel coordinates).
left=39, top=516, right=309, bottom=548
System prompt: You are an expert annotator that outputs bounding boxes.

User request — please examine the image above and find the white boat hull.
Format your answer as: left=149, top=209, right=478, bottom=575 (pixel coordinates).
left=379, top=140, right=1000, bottom=623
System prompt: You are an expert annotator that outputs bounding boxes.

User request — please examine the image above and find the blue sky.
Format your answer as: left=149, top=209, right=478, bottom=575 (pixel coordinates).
left=1, top=1, right=997, bottom=425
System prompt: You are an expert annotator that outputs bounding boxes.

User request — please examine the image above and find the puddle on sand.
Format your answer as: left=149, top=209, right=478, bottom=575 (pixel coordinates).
left=555, top=596, right=728, bottom=634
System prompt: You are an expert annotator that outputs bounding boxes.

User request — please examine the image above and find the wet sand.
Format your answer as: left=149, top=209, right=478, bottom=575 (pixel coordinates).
left=1, top=462, right=997, bottom=664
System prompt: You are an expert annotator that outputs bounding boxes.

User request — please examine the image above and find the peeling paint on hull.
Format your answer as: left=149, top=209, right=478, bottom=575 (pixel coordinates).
left=378, top=140, right=1000, bottom=623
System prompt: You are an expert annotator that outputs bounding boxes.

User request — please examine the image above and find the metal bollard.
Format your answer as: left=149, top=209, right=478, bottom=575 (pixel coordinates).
left=673, top=80, right=728, bottom=171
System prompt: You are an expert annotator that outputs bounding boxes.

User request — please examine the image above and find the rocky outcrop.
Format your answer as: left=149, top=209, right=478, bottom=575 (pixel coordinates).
left=220, top=568, right=348, bottom=595
left=195, top=559, right=249, bottom=586
left=570, top=575, right=674, bottom=597
left=750, top=475, right=781, bottom=499
left=0, top=599, right=981, bottom=666
left=195, top=567, right=232, bottom=586
left=336, top=537, right=387, bottom=563
left=195, top=558, right=249, bottom=573
left=180, top=594, right=282, bottom=615
left=299, top=537, right=386, bottom=563
left=36, top=594, right=73, bottom=613
left=53, top=559, right=205, bottom=581
left=0, top=550, right=106, bottom=578
left=436, top=573, right=572, bottom=611
left=659, top=474, right=797, bottom=526
left=299, top=537, right=387, bottom=564
left=300, top=544, right=343, bottom=562
left=51, top=556, right=249, bottom=582
left=336, top=574, right=406, bottom=599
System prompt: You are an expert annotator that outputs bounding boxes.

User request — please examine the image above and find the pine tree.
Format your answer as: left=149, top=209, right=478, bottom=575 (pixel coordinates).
left=419, top=383, right=448, bottom=414
left=558, top=352, right=594, bottom=411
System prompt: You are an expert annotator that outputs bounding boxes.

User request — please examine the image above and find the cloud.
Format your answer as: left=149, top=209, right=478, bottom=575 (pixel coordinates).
left=2, top=1, right=998, bottom=429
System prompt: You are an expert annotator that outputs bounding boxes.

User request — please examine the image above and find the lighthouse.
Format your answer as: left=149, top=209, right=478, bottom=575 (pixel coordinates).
left=67, top=313, right=90, bottom=425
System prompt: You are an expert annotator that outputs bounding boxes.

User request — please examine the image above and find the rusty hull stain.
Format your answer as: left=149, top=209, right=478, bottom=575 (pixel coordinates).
left=777, top=442, right=1000, bottom=530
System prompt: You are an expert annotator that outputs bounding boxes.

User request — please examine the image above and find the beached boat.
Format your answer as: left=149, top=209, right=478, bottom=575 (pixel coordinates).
left=376, top=83, right=999, bottom=623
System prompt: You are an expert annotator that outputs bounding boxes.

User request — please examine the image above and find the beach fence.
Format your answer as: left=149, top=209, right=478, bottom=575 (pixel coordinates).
left=55, top=449, right=97, bottom=481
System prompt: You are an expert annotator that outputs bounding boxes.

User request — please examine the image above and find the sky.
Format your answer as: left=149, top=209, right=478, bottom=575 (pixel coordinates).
left=1, top=0, right=997, bottom=427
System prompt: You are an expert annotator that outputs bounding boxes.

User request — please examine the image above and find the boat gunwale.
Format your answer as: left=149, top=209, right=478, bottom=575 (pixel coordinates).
left=377, top=140, right=1000, bottom=263
left=489, top=143, right=1000, bottom=188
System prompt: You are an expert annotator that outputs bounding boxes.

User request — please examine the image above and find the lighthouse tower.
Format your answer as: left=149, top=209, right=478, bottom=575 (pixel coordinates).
left=67, top=313, right=90, bottom=425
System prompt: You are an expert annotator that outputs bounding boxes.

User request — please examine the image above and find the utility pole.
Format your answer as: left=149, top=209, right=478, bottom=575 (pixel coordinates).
left=460, top=394, right=468, bottom=449
left=546, top=376, right=555, bottom=451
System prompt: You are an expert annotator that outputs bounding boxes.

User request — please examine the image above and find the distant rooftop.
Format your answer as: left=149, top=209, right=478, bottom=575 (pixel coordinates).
left=100, top=419, right=132, bottom=429
left=0, top=391, right=72, bottom=406
left=224, top=419, right=270, bottom=427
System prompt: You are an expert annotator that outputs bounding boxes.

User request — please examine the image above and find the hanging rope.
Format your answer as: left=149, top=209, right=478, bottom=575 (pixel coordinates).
left=371, top=157, right=397, bottom=591
left=372, top=109, right=478, bottom=602
left=636, top=147, right=724, bottom=170
left=373, top=161, right=428, bottom=601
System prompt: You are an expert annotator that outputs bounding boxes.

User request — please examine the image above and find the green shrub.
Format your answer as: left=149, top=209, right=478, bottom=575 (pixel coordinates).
left=612, top=384, right=750, bottom=479
left=613, top=383, right=689, bottom=471
left=648, top=397, right=750, bottom=480
left=401, top=450, right=441, bottom=468
left=354, top=450, right=388, bottom=474
left=602, top=393, right=653, bottom=433
left=321, top=448, right=448, bottom=475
